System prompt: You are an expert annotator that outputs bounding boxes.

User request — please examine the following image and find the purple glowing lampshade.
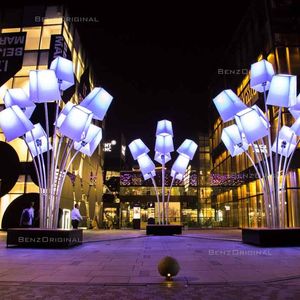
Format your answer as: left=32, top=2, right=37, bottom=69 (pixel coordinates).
left=128, top=139, right=150, bottom=160
left=266, top=74, right=297, bottom=108
left=29, top=70, right=61, bottom=103
left=177, top=139, right=198, bottom=160
left=137, top=154, right=155, bottom=177
left=142, top=170, right=156, bottom=181
left=235, top=105, right=269, bottom=143
left=0, top=105, right=34, bottom=142
left=171, top=154, right=190, bottom=181
left=154, top=152, right=171, bottom=164
left=291, top=116, right=300, bottom=136
left=74, top=124, right=102, bottom=156
left=4, top=88, right=36, bottom=118
left=250, top=59, right=274, bottom=92
left=59, top=105, right=93, bottom=141
left=271, top=126, right=296, bottom=157
left=221, top=124, right=248, bottom=157
left=289, top=105, right=300, bottom=120
left=55, top=102, right=75, bottom=129
left=80, top=87, right=113, bottom=121
left=154, top=135, right=174, bottom=155
left=213, top=89, right=247, bottom=122
left=25, top=123, right=52, bottom=157
left=156, top=120, right=173, bottom=137
left=50, top=56, right=74, bottom=91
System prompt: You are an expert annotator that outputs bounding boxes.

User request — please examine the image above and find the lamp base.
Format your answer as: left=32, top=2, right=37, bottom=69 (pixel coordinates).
left=242, top=228, right=300, bottom=246
left=6, top=228, right=82, bottom=248
left=146, top=224, right=182, bottom=235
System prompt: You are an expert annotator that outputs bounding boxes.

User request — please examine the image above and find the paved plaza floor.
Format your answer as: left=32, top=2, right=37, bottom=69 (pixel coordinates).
left=0, top=229, right=300, bottom=299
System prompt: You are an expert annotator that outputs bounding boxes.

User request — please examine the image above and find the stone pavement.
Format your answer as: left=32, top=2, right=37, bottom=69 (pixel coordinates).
left=0, top=229, right=300, bottom=299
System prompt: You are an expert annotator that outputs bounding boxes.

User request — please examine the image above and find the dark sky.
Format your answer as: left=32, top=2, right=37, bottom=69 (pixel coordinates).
left=69, top=1, right=252, bottom=148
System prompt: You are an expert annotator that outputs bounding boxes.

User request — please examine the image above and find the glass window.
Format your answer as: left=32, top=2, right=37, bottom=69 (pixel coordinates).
left=12, top=77, right=29, bottom=93
left=40, top=25, right=62, bottom=49
left=1, top=28, right=21, bottom=33
left=39, top=51, right=49, bottom=66
left=22, top=27, right=42, bottom=50
left=7, top=139, right=28, bottom=162
left=26, top=181, right=39, bottom=193
left=0, top=78, right=13, bottom=104
left=15, top=51, right=38, bottom=76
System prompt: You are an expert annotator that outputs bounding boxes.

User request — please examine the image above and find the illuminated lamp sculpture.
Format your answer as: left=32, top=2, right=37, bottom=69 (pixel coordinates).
left=0, top=56, right=113, bottom=229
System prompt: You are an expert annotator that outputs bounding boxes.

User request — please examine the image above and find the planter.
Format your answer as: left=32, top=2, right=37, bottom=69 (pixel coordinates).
left=242, top=228, right=300, bottom=246
left=6, top=228, right=83, bottom=248
left=146, top=224, right=182, bottom=235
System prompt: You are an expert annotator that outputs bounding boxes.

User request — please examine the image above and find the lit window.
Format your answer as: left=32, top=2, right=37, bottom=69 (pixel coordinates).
left=12, top=77, right=29, bottom=93
left=44, top=6, right=63, bottom=24
left=38, top=51, right=49, bottom=66
left=22, top=27, right=42, bottom=50
left=0, top=78, right=13, bottom=104
left=40, top=25, right=62, bottom=49
left=1, top=28, right=21, bottom=33
left=8, top=139, right=28, bottom=162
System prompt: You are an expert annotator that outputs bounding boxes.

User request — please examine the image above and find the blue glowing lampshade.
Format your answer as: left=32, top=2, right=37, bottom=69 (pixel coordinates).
left=171, top=154, right=190, bottom=180
left=74, top=124, right=102, bottom=156
left=291, top=115, right=300, bottom=135
left=80, top=87, right=113, bottom=121
left=221, top=124, right=248, bottom=157
left=235, top=105, right=269, bottom=143
left=156, top=120, right=173, bottom=137
left=142, top=170, right=156, bottom=181
left=59, top=105, right=93, bottom=141
left=4, top=88, right=36, bottom=118
left=128, top=139, right=150, bottom=160
left=289, top=105, right=300, bottom=120
left=55, top=102, right=75, bottom=128
left=266, top=74, right=297, bottom=108
left=25, top=123, right=52, bottom=157
left=137, top=154, right=155, bottom=177
left=154, top=152, right=171, bottom=164
left=0, top=105, right=34, bottom=142
left=250, top=59, right=274, bottom=92
left=155, top=135, right=174, bottom=154
left=271, top=126, right=296, bottom=157
left=50, top=56, right=74, bottom=91
left=29, top=70, right=61, bottom=103
left=213, top=89, right=247, bottom=122
left=177, top=139, right=198, bottom=160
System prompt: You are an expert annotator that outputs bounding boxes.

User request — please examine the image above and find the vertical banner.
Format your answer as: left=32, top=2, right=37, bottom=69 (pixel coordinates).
left=0, top=32, right=26, bottom=86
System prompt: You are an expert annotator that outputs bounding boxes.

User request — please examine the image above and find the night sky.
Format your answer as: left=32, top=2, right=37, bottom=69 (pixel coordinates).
left=70, top=1, right=252, bottom=149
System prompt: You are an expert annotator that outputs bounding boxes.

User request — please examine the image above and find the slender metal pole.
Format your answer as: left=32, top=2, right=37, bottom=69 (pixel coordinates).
left=161, top=155, right=165, bottom=224
left=166, top=175, right=176, bottom=224
left=151, top=175, right=161, bottom=224
left=278, top=153, right=283, bottom=227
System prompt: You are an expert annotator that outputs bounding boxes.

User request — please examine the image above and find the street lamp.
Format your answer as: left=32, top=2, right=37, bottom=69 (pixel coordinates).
left=213, top=58, right=300, bottom=228
left=0, top=56, right=113, bottom=229
left=129, top=120, right=198, bottom=226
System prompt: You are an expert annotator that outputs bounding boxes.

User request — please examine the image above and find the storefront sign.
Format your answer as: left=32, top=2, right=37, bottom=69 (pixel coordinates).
left=0, top=32, right=26, bottom=86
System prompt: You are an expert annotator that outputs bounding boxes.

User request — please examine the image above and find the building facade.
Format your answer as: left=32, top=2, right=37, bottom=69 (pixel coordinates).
left=209, top=0, right=300, bottom=228
left=0, top=5, right=106, bottom=228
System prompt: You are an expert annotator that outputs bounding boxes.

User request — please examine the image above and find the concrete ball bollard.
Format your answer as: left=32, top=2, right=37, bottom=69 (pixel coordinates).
left=158, top=256, right=180, bottom=280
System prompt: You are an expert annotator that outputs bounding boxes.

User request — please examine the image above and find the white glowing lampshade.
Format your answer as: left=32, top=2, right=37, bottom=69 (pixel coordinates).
left=74, top=124, right=102, bottom=156
left=155, top=135, right=174, bottom=154
left=29, top=70, right=61, bottom=103
left=59, top=105, right=93, bottom=141
left=266, top=74, right=297, bottom=108
left=4, top=88, right=36, bottom=118
left=171, top=154, right=190, bottom=181
left=25, top=123, right=52, bottom=157
left=80, top=87, right=113, bottom=121
left=50, top=56, right=74, bottom=91
left=177, top=139, right=198, bottom=160
left=55, top=102, right=75, bottom=129
left=291, top=116, right=300, bottom=136
left=213, top=89, right=247, bottom=122
left=250, top=59, right=274, bottom=92
left=137, top=154, right=155, bottom=177
left=289, top=106, right=300, bottom=120
left=154, top=152, right=171, bottom=164
left=0, top=105, right=34, bottom=142
left=221, top=124, right=248, bottom=157
left=235, top=105, right=269, bottom=143
left=143, top=170, right=156, bottom=181
left=271, top=126, right=296, bottom=157
left=128, top=139, right=150, bottom=160
left=156, top=120, right=173, bottom=137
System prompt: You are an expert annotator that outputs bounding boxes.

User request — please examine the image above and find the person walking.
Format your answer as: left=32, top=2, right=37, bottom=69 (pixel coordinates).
left=20, top=202, right=34, bottom=228
left=71, top=203, right=83, bottom=229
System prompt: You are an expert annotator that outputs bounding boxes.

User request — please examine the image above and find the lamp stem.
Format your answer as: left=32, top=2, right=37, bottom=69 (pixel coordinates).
left=161, top=155, right=165, bottom=225
left=278, top=153, right=283, bottom=228
left=263, top=85, right=276, bottom=227
left=166, top=175, right=176, bottom=225
left=151, top=175, right=161, bottom=224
